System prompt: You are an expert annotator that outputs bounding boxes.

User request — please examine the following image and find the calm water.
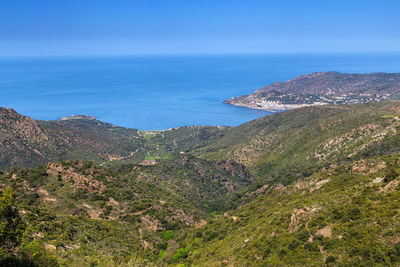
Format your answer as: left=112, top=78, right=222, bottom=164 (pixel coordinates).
left=1, top=53, right=400, bottom=130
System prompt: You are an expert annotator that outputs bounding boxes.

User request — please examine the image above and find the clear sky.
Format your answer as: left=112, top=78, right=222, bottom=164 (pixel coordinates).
left=0, top=0, right=399, bottom=57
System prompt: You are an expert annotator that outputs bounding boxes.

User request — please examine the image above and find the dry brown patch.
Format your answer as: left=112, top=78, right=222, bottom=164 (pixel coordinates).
left=43, top=197, right=57, bottom=202
left=138, top=159, right=157, bottom=166
left=82, top=203, right=103, bottom=220
left=37, top=187, right=49, bottom=196
left=140, top=215, right=162, bottom=231
left=195, top=220, right=207, bottom=228
left=44, top=244, right=56, bottom=252
left=316, top=225, right=332, bottom=238
left=381, top=179, right=400, bottom=194
left=289, top=206, right=320, bottom=232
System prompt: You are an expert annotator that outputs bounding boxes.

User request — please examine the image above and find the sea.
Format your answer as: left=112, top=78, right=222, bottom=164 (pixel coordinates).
left=0, top=53, right=400, bottom=130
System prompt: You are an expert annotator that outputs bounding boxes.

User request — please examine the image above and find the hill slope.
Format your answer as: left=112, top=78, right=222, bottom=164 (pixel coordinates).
left=225, top=72, right=400, bottom=111
left=170, top=154, right=400, bottom=266
left=0, top=154, right=254, bottom=265
left=2, top=101, right=400, bottom=265
left=0, top=108, right=227, bottom=170
left=0, top=108, right=145, bottom=169
left=196, top=102, right=400, bottom=185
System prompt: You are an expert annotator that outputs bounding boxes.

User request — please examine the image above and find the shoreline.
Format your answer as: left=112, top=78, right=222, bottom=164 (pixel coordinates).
left=224, top=98, right=328, bottom=112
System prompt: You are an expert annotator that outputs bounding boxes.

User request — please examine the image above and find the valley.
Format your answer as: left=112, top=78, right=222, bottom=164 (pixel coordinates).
left=2, top=101, right=400, bottom=265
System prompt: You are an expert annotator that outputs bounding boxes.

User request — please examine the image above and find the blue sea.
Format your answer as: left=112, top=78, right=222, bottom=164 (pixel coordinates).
left=1, top=53, right=400, bottom=130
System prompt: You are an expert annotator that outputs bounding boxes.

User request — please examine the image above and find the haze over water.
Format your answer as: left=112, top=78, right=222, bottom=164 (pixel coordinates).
left=1, top=53, right=400, bottom=130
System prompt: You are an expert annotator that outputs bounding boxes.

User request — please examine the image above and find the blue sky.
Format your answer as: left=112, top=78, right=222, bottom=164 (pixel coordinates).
left=0, top=0, right=399, bottom=56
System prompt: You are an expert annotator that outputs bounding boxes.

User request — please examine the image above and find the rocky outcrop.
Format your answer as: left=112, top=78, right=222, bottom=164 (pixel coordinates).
left=0, top=108, right=48, bottom=142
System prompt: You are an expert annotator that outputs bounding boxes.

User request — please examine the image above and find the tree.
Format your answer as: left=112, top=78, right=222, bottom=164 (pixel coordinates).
left=384, top=159, right=398, bottom=183
left=0, top=187, right=25, bottom=256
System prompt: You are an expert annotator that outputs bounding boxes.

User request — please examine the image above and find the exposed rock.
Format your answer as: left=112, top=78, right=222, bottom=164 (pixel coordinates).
left=140, top=215, right=163, bottom=231
left=381, top=179, right=400, bottom=194
left=195, top=220, right=207, bottom=228
left=369, top=177, right=384, bottom=186
left=316, top=225, right=332, bottom=238
left=44, top=244, right=56, bottom=252
left=289, top=206, right=320, bottom=232
left=138, top=159, right=157, bottom=166
left=274, top=183, right=286, bottom=193
left=43, top=197, right=57, bottom=202
left=47, top=162, right=106, bottom=193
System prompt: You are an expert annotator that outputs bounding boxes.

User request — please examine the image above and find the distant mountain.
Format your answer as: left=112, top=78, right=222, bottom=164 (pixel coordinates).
left=225, top=72, right=400, bottom=111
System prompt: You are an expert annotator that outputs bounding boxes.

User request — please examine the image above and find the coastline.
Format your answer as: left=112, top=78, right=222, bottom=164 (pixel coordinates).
left=224, top=97, right=328, bottom=112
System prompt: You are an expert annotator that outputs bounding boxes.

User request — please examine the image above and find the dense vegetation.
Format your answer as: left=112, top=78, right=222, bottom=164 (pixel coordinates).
left=0, top=154, right=253, bottom=265
left=171, top=155, right=400, bottom=266
left=2, top=101, right=400, bottom=265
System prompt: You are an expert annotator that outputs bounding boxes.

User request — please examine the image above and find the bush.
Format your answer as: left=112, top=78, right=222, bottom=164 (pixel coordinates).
left=163, top=230, right=174, bottom=241
left=0, top=187, right=25, bottom=253
left=173, top=248, right=188, bottom=261
left=384, top=160, right=398, bottom=183
left=21, top=241, right=59, bottom=267
left=326, top=255, right=336, bottom=264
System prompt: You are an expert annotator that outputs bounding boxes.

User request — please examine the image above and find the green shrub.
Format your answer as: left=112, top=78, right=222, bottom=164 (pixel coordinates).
left=326, top=255, right=336, bottom=264
left=384, top=160, right=398, bottom=183
left=163, top=230, right=174, bottom=241
left=0, top=187, right=25, bottom=253
left=21, top=241, right=59, bottom=267
left=173, top=248, right=188, bottom=261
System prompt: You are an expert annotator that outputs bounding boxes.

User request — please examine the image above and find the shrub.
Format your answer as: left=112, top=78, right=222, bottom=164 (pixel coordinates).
left=0, top=187, right=25, bottom=253
left=384, top=160, right=398, bottom=183
left=173, top=248, right=188, bottom=261
left=21, top=241, right=59, bottom=266
left=326, top=255, right=336, bottom=264
left=163, top=230, right=174, bottom=241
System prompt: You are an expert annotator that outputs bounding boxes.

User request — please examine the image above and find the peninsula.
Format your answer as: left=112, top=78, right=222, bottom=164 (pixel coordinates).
left=224, top=72, right=400, bottom=111
left=60, top=114, right=96, bottom=120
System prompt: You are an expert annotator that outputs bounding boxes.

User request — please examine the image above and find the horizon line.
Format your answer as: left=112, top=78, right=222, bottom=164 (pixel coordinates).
left=1, top=51, right=400, bottom=60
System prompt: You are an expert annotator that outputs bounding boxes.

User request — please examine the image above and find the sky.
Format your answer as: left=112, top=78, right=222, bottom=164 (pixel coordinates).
left=0, top=0, right=399, bottom=57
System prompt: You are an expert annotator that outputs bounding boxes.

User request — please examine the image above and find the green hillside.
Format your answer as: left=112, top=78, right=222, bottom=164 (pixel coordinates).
left=1, top=101, right=400, bottom=266
left=0, top=107, right=228, bottom=170
left=196, top=102, right=400, bottom=184
left=170, top=154, right=400, bottom=266
left=0, top=154, right=253, bottom=265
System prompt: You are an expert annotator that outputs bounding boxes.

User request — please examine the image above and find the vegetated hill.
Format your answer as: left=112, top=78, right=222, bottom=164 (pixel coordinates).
left=196, top=102, right=400, bottom=185
left=3, top=101, right=400, bottom=265
left=0, top=107, right=145, bottom=169
left=257, top=72, right=400, bottom=96
left=0, top=107, right=228, bottom=170
left=225, top=72, right=400, bottom=111
left=0, top=154, right=254, bottom=265
left=169, top=154, right=400, bottom=266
